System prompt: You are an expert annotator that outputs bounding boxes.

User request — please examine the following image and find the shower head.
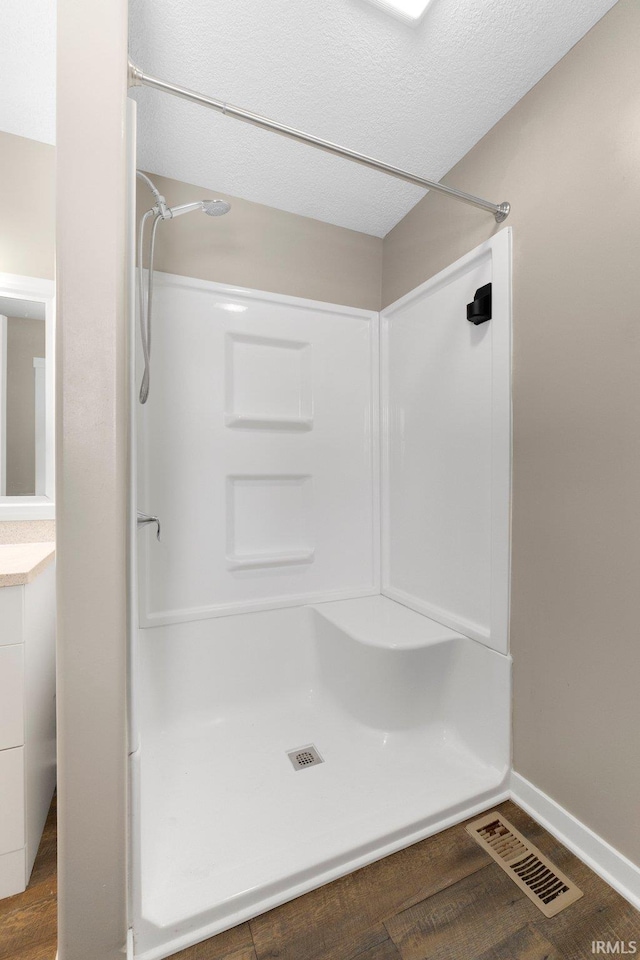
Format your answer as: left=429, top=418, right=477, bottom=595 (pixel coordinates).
left=167, top=199, right=231, bottom=219
left=202, top=199, right=231, bottom=217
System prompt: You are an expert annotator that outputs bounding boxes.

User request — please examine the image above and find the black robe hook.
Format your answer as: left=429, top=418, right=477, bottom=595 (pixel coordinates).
left=467, top=283, right=492, bottom=325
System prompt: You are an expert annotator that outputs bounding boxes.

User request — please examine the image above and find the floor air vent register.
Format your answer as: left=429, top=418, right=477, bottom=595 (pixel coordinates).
left=466, top=811, right=583, bottom=917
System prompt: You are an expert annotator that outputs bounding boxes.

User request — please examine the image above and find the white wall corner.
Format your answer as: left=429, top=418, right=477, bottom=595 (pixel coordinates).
left=511, top=771, right=640, bottom=913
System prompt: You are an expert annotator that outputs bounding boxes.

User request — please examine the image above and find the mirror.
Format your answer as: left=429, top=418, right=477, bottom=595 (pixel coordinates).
left=1, top=297, right=46, bottom=496
left=0, top=275, right=55, bottom=519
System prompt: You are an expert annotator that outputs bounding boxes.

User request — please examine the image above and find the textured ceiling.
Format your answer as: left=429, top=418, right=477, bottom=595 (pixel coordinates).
left=0, top=1, right=618, bottom=237
left=0, top=0, right=56, bottom=144
left=130, top=0, right=617, bottom=236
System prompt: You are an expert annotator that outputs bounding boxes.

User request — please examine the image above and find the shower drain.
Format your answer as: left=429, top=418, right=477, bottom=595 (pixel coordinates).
left=287, top=744, right=324, bottom=770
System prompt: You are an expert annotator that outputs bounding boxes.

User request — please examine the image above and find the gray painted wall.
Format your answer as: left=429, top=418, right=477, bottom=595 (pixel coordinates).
left=0, top=132, right=56, bottom=543
left=137, top=173, right=382, bottom=311
left=56, top=0, right=129, bottom=956
left=0, top=132, right=55, bottom=281
left=383, top=0, right=640, bottom=867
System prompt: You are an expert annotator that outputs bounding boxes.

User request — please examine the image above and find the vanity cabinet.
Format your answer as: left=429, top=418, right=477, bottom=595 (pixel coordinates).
left=0, top=549, right=56, bottom=898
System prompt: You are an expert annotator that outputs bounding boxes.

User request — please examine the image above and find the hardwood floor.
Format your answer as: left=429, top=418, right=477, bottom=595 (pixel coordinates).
left=0, top=795, right=56, bottom=960
left=246, top=802, right=640, bottom=960
left=2, top=797, right=638, bottom=960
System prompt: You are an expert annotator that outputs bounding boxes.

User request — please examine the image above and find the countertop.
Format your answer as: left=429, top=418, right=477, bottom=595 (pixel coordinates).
left=0, top=542, right=56, bottom=587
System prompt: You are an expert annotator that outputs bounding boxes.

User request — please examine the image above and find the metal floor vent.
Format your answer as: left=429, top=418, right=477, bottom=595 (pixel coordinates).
left=287, top=745, right=323, bottom=770
left=466, top=811, right=583, bottom=918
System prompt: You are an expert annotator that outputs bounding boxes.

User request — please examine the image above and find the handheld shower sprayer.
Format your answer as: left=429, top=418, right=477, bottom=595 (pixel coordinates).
left=168, top=199, right=232, bottom=219
left=136, top=171, right=231, bottom=403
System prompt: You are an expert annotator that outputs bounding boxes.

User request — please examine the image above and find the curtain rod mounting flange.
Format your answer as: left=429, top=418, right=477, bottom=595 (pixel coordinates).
left=129, top=60, right=143, bottom=86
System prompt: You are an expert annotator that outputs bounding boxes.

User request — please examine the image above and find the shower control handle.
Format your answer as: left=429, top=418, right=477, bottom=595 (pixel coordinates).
left=137, top=511, right=161, bottom=541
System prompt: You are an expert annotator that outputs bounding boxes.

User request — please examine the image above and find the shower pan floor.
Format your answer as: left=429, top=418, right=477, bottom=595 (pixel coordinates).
left=137, top=705, right=506, bottom=956
left=133, top=600, right=510, bottom=960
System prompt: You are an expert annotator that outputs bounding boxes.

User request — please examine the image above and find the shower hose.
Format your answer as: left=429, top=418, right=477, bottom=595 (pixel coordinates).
left=138, top=209, right=163, bottom=404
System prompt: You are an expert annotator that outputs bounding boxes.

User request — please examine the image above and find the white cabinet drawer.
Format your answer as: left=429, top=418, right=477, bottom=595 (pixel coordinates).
left=0, top=848, right=25, bottom=898
left=0, top=587, right=23, bottom=647
left=0, top=645, right=24, bottom=750
left=0, top=747, right=25, bottom=855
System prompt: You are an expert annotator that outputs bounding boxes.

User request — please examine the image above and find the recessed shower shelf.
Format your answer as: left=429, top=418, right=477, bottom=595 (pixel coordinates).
left=224, top=414, right=313, bottom=432
left=226, top=548, right=316, bottom=570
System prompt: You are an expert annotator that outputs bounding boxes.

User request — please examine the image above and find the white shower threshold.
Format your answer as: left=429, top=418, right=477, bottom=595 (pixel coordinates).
left=132, top=597, right=511, bottom=960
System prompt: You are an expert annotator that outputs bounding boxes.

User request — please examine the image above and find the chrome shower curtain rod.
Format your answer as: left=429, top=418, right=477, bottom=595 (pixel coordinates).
left=128, top=61, right=510, bottom=223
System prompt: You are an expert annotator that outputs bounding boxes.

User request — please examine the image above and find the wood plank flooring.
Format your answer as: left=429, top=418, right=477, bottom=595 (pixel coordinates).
left=2, top=797, right=638, bottom=960
left=0, top=795, right=56, bottom=960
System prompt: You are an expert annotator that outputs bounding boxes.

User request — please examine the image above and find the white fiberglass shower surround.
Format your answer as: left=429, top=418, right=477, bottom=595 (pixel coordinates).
left=129, top=192, right=513, bottom=956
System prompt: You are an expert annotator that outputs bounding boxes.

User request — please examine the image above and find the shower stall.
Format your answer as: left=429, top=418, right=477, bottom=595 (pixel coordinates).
left=127, top=101, right=513, bottom=960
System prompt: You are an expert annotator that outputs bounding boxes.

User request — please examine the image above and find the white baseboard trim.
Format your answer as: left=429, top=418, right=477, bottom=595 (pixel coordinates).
left=511, top=772, right=640, bottom=912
